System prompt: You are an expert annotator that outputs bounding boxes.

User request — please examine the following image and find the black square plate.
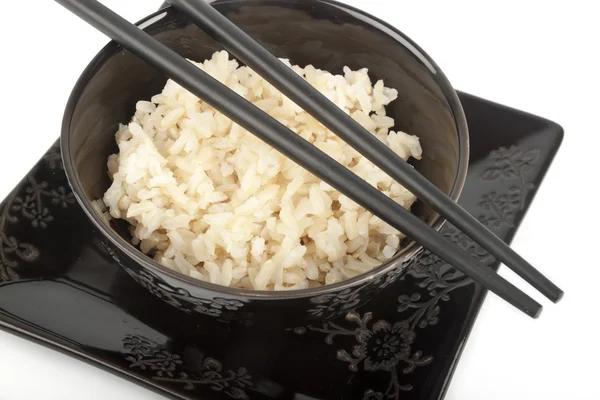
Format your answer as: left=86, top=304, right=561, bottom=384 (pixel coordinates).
left=0, top=92, right=563, bottom=400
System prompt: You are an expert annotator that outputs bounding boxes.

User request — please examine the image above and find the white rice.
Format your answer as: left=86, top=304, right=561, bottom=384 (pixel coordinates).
left=96, top=51, right=423, bottom=291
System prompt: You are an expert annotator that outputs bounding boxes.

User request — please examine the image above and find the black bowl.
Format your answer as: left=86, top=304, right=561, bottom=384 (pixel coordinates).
left=61, top=0, right=469, bottom=328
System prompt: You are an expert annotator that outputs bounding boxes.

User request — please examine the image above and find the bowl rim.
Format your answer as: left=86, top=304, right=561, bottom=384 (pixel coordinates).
left=61, top=0, right=469, bottom=299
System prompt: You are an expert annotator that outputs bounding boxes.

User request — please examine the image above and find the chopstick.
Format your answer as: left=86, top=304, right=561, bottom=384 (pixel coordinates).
left=54, top=0, right=542, bottom=318
left=166, top=0, right=563, bottom=304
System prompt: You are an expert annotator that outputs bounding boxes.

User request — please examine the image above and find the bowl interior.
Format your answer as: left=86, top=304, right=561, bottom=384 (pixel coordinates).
left=64, top=0, right=467, bottom=288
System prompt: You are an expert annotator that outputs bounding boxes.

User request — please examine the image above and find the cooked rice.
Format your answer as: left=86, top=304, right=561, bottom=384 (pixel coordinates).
left=97, top=51, right=423, bottom=291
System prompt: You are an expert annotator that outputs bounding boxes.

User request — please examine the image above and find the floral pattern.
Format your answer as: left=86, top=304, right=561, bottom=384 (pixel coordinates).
left=194, top=297, right=246, bottom=317
left=307, top=253, right=422, bottom=320
left=298, top=311, right=432, bottom=399
left=123, top=335, right=255, bottom=399
left=0, top=232, right=38, bottom=281
left=123, top=336, right=182, bottom=377
left=363, top=389, right=385, bottom=400
left=51, top=186, right=75, bottom=208
left=308, top=286, right=363, bottom=318
left=296, top=248, right=469, bottom=399
left=406, top=225, right=492, bottom=293
left=478, top=146, right=539, bottom=226
left=481, top=146, right=539, bottom=183
left=8, top=177, right=74, bottom=229
left=378, top=248, right=424, bottom=290
left=0, top=147, right=73, bottom=283
left=42, top=145, right=64, bottom=170
left=120, top=264, right=246, bottom=318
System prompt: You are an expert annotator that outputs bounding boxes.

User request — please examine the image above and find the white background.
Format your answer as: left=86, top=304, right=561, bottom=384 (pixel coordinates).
left=0, top=0, right=598, bottom=399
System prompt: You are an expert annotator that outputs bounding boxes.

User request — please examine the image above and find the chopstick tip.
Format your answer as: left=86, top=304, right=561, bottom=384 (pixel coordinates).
left=552, top=290, right=564, bottom=304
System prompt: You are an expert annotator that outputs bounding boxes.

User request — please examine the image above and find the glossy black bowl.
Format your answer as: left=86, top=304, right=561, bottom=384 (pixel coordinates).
left=61, top=0, right=469, bottom=328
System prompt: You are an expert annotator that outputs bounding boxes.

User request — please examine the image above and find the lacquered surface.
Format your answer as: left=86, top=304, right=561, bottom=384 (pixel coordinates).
left=0, top=93, right=563, bottom=400
left=61, top=0, right=469, bottom=327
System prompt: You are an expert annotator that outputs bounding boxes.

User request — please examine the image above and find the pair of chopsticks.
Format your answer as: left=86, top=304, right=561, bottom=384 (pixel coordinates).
left=55, top=0, right=562, bottom=318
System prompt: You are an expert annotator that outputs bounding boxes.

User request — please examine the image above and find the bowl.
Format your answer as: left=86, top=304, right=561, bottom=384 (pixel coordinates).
left=61, top=0, right=469, bottom=328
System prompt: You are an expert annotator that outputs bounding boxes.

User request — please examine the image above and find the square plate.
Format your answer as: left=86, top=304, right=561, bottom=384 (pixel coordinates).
left=0, top=92, right=563, bottom=400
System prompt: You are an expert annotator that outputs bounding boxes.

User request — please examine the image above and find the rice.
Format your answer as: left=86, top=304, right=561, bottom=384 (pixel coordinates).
left=97, top=50, right=423, bottom=291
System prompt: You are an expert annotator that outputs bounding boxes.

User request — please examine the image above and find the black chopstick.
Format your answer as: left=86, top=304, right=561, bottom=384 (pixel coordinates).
left=54, top=0, right=542, bottom=318
left=165, top=0, right=562, bottom=303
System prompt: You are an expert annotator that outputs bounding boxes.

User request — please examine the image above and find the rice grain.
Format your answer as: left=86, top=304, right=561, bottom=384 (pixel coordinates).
left=101, top=51, right=423, bottom=290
